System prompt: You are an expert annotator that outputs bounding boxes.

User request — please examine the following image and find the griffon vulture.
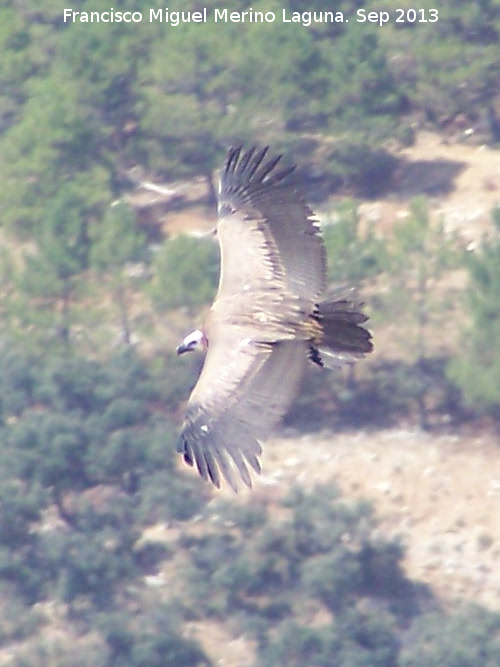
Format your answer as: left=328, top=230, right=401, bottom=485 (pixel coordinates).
left=177, top=146, right=372, bottom=491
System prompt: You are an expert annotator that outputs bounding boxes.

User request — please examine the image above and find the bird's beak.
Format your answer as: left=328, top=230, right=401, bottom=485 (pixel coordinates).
left=176, top=343, right=190, bottom=355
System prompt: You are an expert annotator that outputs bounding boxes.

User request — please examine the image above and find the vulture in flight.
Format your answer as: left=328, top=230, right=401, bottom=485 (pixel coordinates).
left=177, top=146, right=372, bottom=491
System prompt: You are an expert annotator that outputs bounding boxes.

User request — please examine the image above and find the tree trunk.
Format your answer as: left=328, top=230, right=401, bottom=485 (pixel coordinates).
left=116, top=279, right=132, bottom=346
left=58, top=282, right=71, bottom=344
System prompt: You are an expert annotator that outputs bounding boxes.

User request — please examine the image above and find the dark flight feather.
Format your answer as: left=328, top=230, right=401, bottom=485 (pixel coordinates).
left=178, top=146, right=372, bottom=490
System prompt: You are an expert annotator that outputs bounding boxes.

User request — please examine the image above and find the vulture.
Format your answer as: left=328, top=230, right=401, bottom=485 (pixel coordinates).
left=176, top=146, right=373, bottom=491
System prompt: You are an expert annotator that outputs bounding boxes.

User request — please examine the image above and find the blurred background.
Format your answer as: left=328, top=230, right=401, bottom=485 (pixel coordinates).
left=1, top=0, right=500, bottom=664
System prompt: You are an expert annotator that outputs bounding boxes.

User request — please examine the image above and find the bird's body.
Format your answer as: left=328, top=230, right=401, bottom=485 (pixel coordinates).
left=177, top=146, right=372, bottom=491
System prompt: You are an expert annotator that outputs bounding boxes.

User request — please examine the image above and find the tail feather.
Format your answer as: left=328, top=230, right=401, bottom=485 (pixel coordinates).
left=312, top=289, right=373, bottom=368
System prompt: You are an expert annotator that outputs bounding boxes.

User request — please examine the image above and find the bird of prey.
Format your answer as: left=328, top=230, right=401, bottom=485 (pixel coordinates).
left=177, top=146, right=372, bottom=491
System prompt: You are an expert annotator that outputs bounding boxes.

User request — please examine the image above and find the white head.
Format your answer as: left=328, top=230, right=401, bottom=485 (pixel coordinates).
left=176, top=329, right=208, bottom=355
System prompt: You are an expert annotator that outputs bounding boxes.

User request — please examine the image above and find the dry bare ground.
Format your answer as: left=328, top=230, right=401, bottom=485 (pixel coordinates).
left=265, top=428, right=500, bottom=611
left=177, top=426, right=500, bottom=667
left=358, top=130, right=500, bottom=241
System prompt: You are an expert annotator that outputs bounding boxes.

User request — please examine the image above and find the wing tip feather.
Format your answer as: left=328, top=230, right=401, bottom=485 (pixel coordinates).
left=178, top=429, right=261, bottom=493
left=222, top=144, right=295, bottom=197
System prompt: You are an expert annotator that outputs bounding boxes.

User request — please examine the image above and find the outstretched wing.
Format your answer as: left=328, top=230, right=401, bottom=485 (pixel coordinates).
left=178, top=336, right=307, bottom=491
left=216, top=146, right=327, bottom=303
left=178, top=146, right=328, bottom=490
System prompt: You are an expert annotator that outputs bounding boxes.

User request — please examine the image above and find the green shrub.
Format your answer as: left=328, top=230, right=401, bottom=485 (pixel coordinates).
left=149, top=235, right=218, bottom=312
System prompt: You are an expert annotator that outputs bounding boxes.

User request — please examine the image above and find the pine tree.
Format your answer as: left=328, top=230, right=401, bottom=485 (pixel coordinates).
left=448, top=207, right=500, bottom=412
left=383, top=197, right=459, bottom=427
left=323, top=199, right=386, bottom=285
left=149, top=234, right=218, bottom=312
left=90, top=201, right=147, bottom=346
left=16, top=182, right=92, bottom=345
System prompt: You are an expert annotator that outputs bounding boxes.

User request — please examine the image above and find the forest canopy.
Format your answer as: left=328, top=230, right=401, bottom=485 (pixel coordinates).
left=1, top=1, right=500, bottom=664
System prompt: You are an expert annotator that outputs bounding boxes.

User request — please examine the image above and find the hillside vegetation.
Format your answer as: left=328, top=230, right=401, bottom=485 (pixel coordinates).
left=1, top=2, right=500, bottom=664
